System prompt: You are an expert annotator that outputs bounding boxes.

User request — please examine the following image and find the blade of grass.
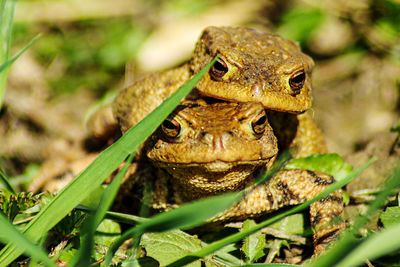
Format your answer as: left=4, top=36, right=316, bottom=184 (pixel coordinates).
left=28, top=232, right=49, bottom=267
left=0, top=56, right=218, bottom=266
left=0, top=33, right=41, bottom=73
left=165, top=158, right=375, bottom=267
left=72, top=154, right=134, bottom=267
left=75, top=205, right=147, bottom=225
left=0, top=169, right=16, bottom=195
left=0, top=213, right=56, bottom=267
left=0, top=0, right=16, bottom=108
left=335, top=223, right=400, bottom=267
left=308, top=160, right=400, bottom=267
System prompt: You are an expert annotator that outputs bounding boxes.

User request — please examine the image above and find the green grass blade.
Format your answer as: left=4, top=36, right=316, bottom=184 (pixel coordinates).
left=0, top=56, right=217, bottom=266
left=308, top=160, right=400, bottom=267
left=0, top=169, right=16, bottom=195
left=0, top=0, right=16, bottom=109
left=75, top=205, right=147, bottom=224
left=72, top=154, right=134, bottom=267
left=0, top=213, right=56, bottom=267
left=335, top=223, right=400, bottom=267
left=165, top=158, right=375, bottom=267
left=0, top=33, right=41, bottom=73
left=94, top=154, right=134, bottom=228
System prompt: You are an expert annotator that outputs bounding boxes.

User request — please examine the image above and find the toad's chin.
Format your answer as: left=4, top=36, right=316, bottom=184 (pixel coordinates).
left=152, top=158, right=274, bottom=198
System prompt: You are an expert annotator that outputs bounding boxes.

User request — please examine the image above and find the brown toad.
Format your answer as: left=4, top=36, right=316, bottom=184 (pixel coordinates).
left=113, top=26, right=326, bottom=157
left=120, top=101, right=343, bottom=254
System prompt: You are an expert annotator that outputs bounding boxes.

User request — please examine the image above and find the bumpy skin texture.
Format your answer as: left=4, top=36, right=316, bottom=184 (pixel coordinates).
left=139, top=101, right=343, bottom=254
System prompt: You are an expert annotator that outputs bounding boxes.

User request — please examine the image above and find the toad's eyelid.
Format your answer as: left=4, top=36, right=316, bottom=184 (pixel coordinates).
left=215, top=52, right=242, bottom=69
left=225, top=56, right=243, bottom=69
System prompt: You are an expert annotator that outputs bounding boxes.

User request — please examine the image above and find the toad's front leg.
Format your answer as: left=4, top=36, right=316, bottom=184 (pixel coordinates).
left=215, top=169, right=345, bottom=254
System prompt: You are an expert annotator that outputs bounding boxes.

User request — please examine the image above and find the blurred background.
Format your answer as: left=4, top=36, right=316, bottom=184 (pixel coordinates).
left=1, top=0, right=399, bottom=189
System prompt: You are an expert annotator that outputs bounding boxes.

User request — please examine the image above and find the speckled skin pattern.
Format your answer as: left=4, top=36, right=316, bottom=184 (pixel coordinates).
left=112, top=26, right=342, bottom=253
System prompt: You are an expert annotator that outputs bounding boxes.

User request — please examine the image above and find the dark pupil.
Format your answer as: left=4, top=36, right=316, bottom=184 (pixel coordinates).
left=291, top=72, right=305, bottom=85
left=254, top=115, right=266, bottom=126
left=213, top=60, right=228, bottom=72
left=162, top=120, right=177, bottom=130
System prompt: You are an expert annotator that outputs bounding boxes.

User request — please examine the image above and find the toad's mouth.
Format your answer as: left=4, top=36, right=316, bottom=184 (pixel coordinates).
left=153, top=158, right=272, bottom=173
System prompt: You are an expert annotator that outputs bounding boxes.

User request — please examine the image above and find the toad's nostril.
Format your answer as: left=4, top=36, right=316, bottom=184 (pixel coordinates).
left=251, top=80, right=264, bottom=97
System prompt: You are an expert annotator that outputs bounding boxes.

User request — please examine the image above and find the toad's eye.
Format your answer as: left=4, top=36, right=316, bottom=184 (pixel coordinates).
left=209, top=58, right=229, bottom=80
left=161, top=119, right=181, bottom=138
left=289, top=70, right=306, bottom=95
left=251, top=110, right=267, bottom=135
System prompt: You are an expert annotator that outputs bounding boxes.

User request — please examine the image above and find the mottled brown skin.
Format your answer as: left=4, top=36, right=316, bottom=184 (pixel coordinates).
left=138, top=101, right=343, bottom=254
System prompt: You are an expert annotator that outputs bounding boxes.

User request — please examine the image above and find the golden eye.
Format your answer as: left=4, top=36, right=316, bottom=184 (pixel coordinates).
left=161, top=119, right=181, bottom=138
left=289, top=70, right=306, bottom=95
left=209, top=58, right=229, bottom=80
left=251, top=110, right=267, bottom=135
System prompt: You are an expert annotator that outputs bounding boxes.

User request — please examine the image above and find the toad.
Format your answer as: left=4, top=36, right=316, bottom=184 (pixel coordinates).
left=120, top=101, right=343, bottom=254
left=113, top=26, right=326, bottom=158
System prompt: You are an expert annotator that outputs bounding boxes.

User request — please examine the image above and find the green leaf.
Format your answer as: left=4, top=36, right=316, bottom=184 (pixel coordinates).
left=92, top=219, right=121, bottom=264
left=380, top=206, right=400, bottom=229
left=268, top=213, right=305, bottom=235
left=241, top=220, right=266, bottom=263
left=0, top=55, right=218, bottom=266
left=0, top=213, right=56, bottom=267
left=285, top=153, right=353, bottom=181
left=141, top=230, right=204, bottom=267
left=94, top=219, right=121, bottom=247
